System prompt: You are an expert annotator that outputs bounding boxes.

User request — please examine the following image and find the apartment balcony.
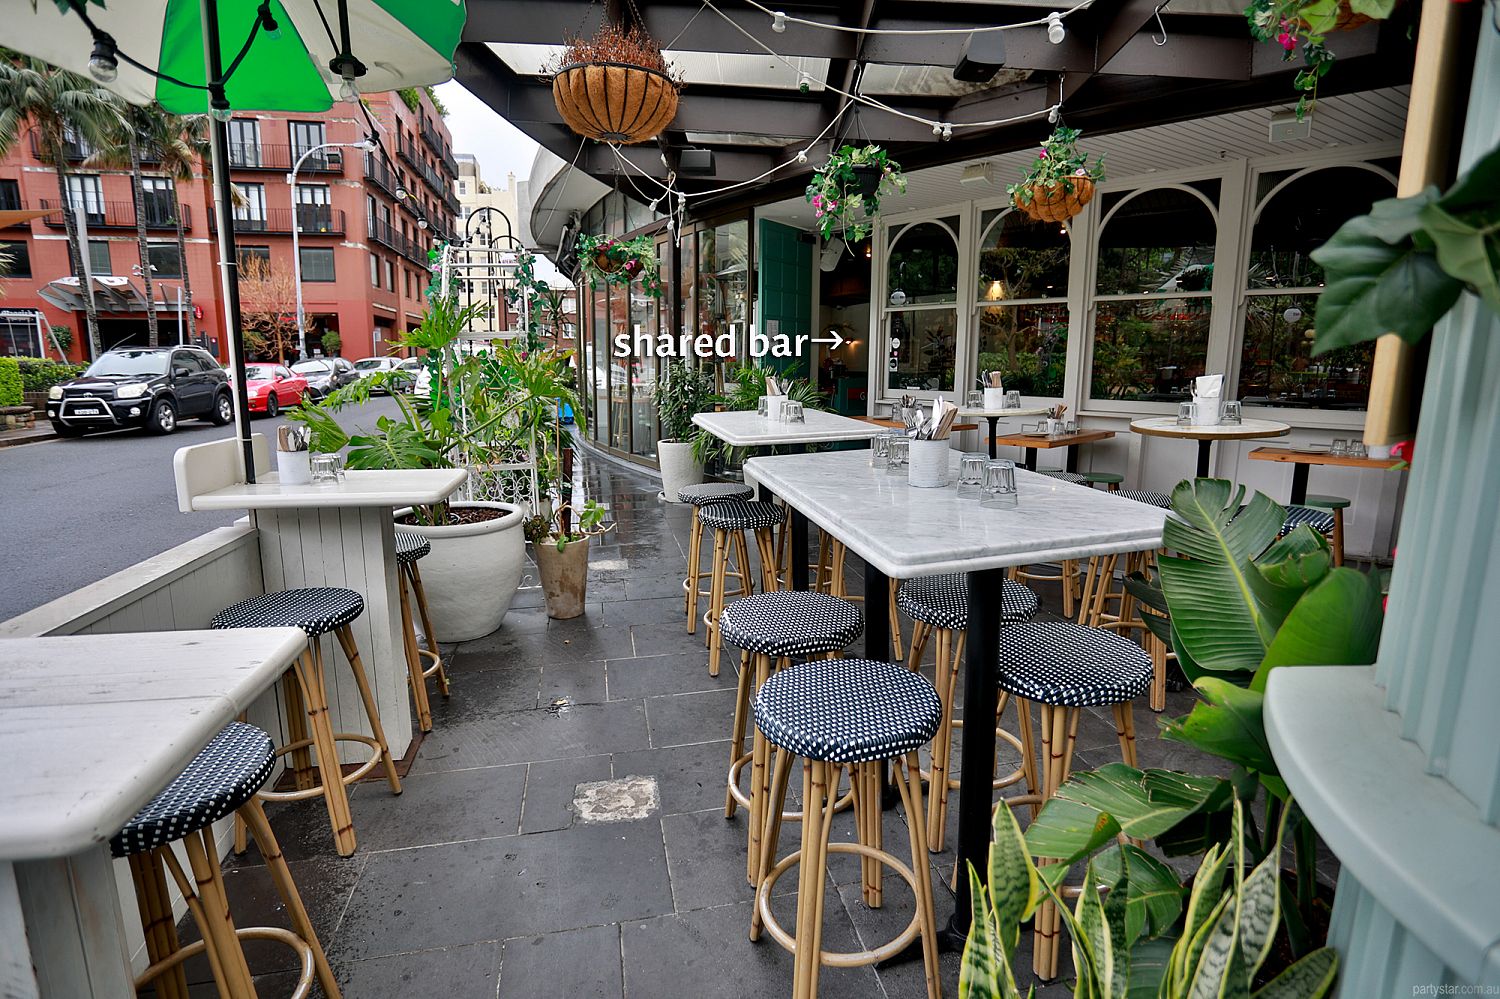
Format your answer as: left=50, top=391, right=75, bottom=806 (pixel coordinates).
left=39, top=199, right=191, bottom=231
left=226, top=142, right=346, bottom=174
left=368, top=216, right=429, bottom=264
left=207, top=206, right=345, bottom=235
left=363, top=153, right=402, bottom=199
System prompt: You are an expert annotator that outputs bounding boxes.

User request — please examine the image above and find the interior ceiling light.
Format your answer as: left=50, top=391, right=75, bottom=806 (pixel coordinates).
left=772, top=11, right=787, bottom=33
left=1046, top=13, right=1066, bottom=45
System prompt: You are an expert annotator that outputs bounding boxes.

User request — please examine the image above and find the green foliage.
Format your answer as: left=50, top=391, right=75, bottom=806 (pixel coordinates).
left=1244, top=0, right=1400, bottom=118
left=12, top=358, right=86, bottom=393
left=1312, top=143, right=1500, bottom=354
left=284, top=387, right=356, bottom=456
left=320, top=329, right=342, bottom=356
left=688, top=364, right=825, bottom=468
left=0, top=357, right=21, bottom=407
left=577, top=234, right=663, bottom=298
left=50, top=326, right=73, bottom=354
left=396, top=87, right=421, bottom=112
left=656, top=360, right=716, bottom=442
left=805, top=144, right=908, bottom=242
left=1006, top=126, right=1105, bottom=206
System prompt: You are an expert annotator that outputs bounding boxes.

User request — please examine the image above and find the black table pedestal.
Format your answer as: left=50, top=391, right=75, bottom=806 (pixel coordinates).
left=1196, top=439, right=1213, bottom=478
left=1290, top=462, right=1310, bottom=505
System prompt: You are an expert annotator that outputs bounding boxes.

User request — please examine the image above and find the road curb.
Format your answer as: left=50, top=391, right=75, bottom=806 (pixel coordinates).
left=0, top=430, right=57, bottom=448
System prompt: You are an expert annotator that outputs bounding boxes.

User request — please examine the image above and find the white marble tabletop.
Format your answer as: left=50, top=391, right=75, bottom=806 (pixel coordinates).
left=1130, top=416, right=1291, bottom=441
left=745, top=449, right=1166, bottom=578
left=186, top=467, right=469, bottom=511
left=692, top=409, right=885, bottom=447
left=957, top=406, right=1052, bottom=419
left=0, top=628, right=308, bottom=859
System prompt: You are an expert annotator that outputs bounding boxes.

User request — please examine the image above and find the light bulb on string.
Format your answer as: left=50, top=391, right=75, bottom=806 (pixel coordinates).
left=259, top=5, right=282, bottom=40
left=339, top=74, right=359, bottom=102
left=1048, top=107, right=1060, bottom=125
left=87, top=33, right=119, bottom=83
left=771, top=11, right=787, bottom=32
left=210, top=99, right=233, bottom=124
left=941, top=123, right=952, bottom=141
left=796, top=149, right=808, bottom=164
left=418, top=218, right=429, bottom=231
left=395, top=186, right=409, bottom=201
left=1046, top=12, right=1066, bottom=44
left=932, top=122, right=943, bottom=137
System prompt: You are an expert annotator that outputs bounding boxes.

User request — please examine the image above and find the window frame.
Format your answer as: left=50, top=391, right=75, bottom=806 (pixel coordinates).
left=298, top=246, right=336, bottom=282
left=146, top=240, right=182, bottom=278
left=0, top=239, right=32, bottom=278
left=969, top=203, right=1073, bottom=402
left=875, top=211, right=967, bottom=400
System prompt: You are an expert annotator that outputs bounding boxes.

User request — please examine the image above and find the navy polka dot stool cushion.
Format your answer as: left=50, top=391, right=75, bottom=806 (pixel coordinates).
left=718, top=591, right=862, bottom=658
left=1280, top=506, right=1336, bottom=537
left=395, top=530, right=431, bottom=565
left=110, top=722, right=275, bottom=857
left=996, top=622, right=1152, bottom=707
left=896, top=574, right=1038, bottom=632
left=1040, top=471, right=1089, bottom=485
left=1118, top=489, right=1173, bottom=510
left=212, top=587, right=363, bottom=637
left=753, top=658, right=942, bottom=764
left=698, top=499, right=786, bottom=532
left=679, top=482, right=755, bottom=506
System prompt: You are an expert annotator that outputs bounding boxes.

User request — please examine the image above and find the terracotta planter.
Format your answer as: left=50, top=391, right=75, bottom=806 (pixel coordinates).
left=593, top=248, right=622, bottom=274
left=552, top=62, right=679, bottom=144
left=1014, top=177, right=1096, bottom=224
left=535, top=536, right=590, bottom=619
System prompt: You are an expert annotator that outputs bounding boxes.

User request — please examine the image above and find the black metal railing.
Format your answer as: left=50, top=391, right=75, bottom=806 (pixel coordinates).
left=208, top=206, right=345, bottom=235
left=225, top=142, right=345, bottom=174
left=364, top=153, right=402, bottom=198
left=40, top=199, right=191, bottom=230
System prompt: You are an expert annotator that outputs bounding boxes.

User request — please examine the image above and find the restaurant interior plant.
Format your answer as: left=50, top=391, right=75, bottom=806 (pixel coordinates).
left=577, top=233, right=664, bottom=298
left=547, top=22, right=680, bottom=144
left=1245, top=0, right=1400, bottom=118
left=524, top=500, right=613, bottom=619
left=689, top=363, right=825, bottom=473
left=1007, top=125, right=1105, bottom=224
left=806, top=144, right=908, bottom=242
left=655, top=359, right=717, bottom=502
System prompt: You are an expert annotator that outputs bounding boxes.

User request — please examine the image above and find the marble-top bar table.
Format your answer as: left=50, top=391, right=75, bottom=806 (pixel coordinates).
left=744, top=448, right=1166, bottom=946
left=1130, top=416, right=1290, bottom=477
left=0, top=628, right=307, bottom=999
left=175, top=436, right=467, bottom=762
left=691, top=409, right=886, bottom=448
left=957, top=407, right=1052, bottom=458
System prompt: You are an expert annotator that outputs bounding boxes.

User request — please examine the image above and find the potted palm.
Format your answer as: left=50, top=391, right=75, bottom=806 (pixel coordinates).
left=655, top=359, right=716, bottom=502
left=525, top=500, right=613, bottom=619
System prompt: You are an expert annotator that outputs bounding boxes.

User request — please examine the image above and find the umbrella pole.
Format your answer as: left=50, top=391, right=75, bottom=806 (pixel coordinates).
left=200, top=0, right=257, bottom=482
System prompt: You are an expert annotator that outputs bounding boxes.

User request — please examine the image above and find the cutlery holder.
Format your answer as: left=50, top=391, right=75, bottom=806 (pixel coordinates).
left=908, top=439, right=952, bottom=488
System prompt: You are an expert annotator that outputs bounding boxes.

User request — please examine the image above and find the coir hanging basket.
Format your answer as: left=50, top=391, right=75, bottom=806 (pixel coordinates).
left=552, top=62, right=679, bottom=144
left=1013, top=178, right=1096, bottom=224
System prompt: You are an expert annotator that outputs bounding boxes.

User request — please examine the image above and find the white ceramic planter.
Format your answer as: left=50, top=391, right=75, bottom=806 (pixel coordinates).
left=397, top=501, right=526, bottom=641
left=657, top=439, right=704, bottom=503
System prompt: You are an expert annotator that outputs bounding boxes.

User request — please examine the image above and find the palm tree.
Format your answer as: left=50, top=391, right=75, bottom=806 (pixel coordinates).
left=0, top=53, right=122, bottom=359
left=89, top=104, right=160, bottom=344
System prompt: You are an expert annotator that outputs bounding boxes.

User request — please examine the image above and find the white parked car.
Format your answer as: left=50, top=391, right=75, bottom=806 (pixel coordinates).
left=351, top=356, right=413, bottom=394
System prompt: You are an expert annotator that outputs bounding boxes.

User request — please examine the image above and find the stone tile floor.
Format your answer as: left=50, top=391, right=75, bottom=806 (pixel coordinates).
left=192, top=452, right=1253, bottom=998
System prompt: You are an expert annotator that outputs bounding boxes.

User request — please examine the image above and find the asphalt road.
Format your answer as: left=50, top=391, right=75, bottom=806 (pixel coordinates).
left=0, top=394, right=403, bottom=624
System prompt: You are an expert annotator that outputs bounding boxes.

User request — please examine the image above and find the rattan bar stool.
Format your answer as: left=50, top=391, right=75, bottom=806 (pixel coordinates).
left=823, top=538, right=907, bottom=661
left=396, top=530, right=449, bottom=733
left=1301, top=495, right=1349, bottom=566
left=212, top=587, right=401, bottom=857
left=719, top=590, right=863, bottom=884
left=897, top=573, right=1040, bottom=850
left=1282, top=505, right=1339, bottom=562
left=995, top=622, right=1152, bottom=981
left=680, top=483, right=756, bottom=635
left=113, top=721, right=340, bottom=999
left=749, top=657, right=944, bottom=999
left=1010, top=473, right=1091, bottom=615
left=699, top=499, right=786, bottom=677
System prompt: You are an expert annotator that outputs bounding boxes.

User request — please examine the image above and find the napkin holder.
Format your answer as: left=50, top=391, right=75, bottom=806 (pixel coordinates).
left=1191, top=395, right=1220, bottom=427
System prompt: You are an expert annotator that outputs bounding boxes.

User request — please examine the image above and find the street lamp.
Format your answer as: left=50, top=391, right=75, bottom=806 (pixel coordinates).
left=289, top=138, right=375, bottom=358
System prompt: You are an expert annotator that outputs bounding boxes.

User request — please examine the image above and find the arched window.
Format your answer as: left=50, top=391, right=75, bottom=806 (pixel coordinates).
left=974, top=208, right=1069, bottom=397
left=1237, top=164, right=1395, bottom=409
left=884, top=218, right=959, bottom=393
left=1090, top=185, right=1218, bottom=401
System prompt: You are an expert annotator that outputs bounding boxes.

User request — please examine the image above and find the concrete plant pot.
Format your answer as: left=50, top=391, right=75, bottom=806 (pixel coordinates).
left=657, top=439, right=704, bottom=503
left=397, top=501, right=526, bottom=641
left=535, top=536, right=590, bottom=619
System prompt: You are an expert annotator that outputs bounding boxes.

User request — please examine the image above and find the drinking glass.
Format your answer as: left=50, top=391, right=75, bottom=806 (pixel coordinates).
left=310, top=454, right=341, bottom=484
left=870, top=434, right=891, bottom=468
left=957, top=452, right=988, bottom=498
left=964, top=390, right=981, bottom=409
left=1063, top=419, right=1078, bottom=435
left=1349, top=441, right=1367, bottom=459
left=886, top=436, right=909, bottom=472
left=1177, top=401, right=1195, bottom=426
left=756, top=395, right=770, bottom=418
left=1004, top=390, right=1021, bottom=410
left=782, top=401, right=805, bottom=424
left=980, top=459, right=1019, bottom=508
left=1330, top=438, right=1349, bottom=456
left=1221, top=401, right=1243, bottom=425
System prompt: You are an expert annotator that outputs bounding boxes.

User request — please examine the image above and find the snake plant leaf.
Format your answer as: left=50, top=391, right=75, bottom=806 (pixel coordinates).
left=1237, top=852, right=1282, bottom=978
left=1311, top=189, right=1463, bottom=352
left=1171, top=844, right=1231, bottom=991
left=1158, top=481, right=1283, bottom=672
left=959, top=865, right=1022, bottom=999
left=1094, top=845, right=1185, bottom=945
left=1247, top=527, right=1331, bottom=630
left=1126, top=937, right=1174, bottom=999
left=1252, top=568, right=1384, bottom=691
left=1075, top=858, right=1120, bottom=999
left=1419, top=202, right=1500, bottom=314
left=989, top=800, right=1043, bottom=957
left=1162, top=679, right=1278, bottom=776
left=1250, top=947, right=1338, bottom=999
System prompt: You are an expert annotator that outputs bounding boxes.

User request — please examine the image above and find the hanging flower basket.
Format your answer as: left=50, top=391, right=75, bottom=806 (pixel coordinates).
left=1007, top=126, right=1105, bottom=225
left=547, top=25, right=681, bottom=145
left=578, top=234, right=663, bottom=298
left=805, top=145, right=908, bottom=243
left=1244, top=0, right=1402, bottom=118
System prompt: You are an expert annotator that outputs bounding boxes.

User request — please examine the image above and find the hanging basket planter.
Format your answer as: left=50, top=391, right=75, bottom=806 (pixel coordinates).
left=805, top=145, right=908, bottom=243
left=551, top=62, right=680, bottom=144
left=1013, top=178, right=1097, bottom=224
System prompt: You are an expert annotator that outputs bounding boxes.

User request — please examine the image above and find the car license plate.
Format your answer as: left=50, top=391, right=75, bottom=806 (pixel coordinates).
left=74, top=407, right=101, bottom=416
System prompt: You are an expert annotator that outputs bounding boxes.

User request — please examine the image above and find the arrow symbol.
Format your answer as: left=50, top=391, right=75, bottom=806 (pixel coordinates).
left=810, top=329, right=846, bottom=350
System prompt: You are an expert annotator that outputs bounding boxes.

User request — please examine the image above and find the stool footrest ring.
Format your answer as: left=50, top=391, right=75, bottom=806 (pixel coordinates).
left=260, top=734, right=385, bottom=802
left=727, top=752, right=855, bottom=819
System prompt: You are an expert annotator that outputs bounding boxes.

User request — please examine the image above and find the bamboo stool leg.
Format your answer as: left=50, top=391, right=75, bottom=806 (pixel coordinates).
left=888, top=578, right=904, bottom=662
left=1112, top=702, right=1139, bottom=768
left=726, top=649, right=753, bottom=818
left=894, top=752, right=942, bottom=999
left=127, top=852, right=190, bottom=999
left=281, top=668, right=316, bottom=792
left=1032, top=705, right=1080, bottom=981
left=924, top=627, right=956, bottom=851
left=290, top=649, right=357, bottom=857
left=685, top=507, right=704, bottom=631
left=793, top=760, right=838, bottom=999
left=1148, top=629, right=1168, bottom=712
left=398, top=564, right=434, bottom=733
left=183, top=829, right=257, bottom=998
left=756, top=527, right=781, bottom=593
left=707, top=529, right=730, bottom=675
left=746, top=653, right=774, bottom=885
left=334, top=626, right=402, bottom=795
left=239, top=797, right=342, bottom=999
left=906, top=621, right=931, bottom=672
left=157, top=847, right=235, bottom=996
left=408, top=562, right=448, bottom=697
left=750, top=746, right=795, bottom=942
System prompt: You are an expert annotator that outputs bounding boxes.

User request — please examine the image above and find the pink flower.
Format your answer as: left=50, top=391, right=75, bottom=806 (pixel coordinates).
left=1038, top=150, right=1048, bottom=160
left=1277, top=31, right=1296, bottom=51
left=1074, top=168, right=1087, bottom=176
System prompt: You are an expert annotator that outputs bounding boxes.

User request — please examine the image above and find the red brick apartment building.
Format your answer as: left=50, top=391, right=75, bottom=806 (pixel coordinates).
left=0, top=88, right=458, bottom=363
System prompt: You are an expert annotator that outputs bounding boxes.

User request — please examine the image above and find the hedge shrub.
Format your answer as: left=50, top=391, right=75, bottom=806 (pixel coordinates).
left=0, top=358, right=22, bottom=407
left=13, top=357, right=87, bottom=393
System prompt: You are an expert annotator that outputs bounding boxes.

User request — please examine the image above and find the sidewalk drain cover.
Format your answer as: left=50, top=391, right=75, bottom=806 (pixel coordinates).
left=573, top=775, right=660, bottom=823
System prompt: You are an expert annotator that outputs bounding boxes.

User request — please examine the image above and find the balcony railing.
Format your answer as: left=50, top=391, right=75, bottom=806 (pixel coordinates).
left=226, top=142, right=345, bottom=174
left=363, top=153, right=401, bottom=199
left=40, top=199, right=191, bottom=231
left=398, top=134, right=450, bottom=198
left=369, top=217, right=431, bottom=264
left=208, top=206, right=345, bottom=235
left=418, top=118, right=458, bottom=178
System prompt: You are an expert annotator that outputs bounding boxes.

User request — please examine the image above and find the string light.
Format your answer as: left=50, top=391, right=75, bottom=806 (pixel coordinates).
left=339, top=73, right=359, bottom=102
left=259, top=4, right=282, bottom=41
left=941, top=123, right=952, bottom=141
left=771, top=10, right=787, bottom=32
left=87, top=32, right=119, bottom=83
left=740, top=0, right=1094, bottom=37
left=1046, top=12, right=1066, bottom=44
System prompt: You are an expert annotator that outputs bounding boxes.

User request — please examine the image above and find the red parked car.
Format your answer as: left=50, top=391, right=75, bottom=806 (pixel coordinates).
left=240, top=363, right=309, bottom=418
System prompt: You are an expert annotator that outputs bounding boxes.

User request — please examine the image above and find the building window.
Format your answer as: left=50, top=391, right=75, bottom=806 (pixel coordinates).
left=290, top=121, right=326, bottom=163
left=0, top=240, right=31, bottom=278
left=1089, top=185, right=1218, bottom=402
left=1237, top=164, right=1394, bottom=411
left=82, top=239, right=110, bottom=275
left=238, top=245, right=270, bottom=269
left=404, top=268, right=412, bottom=297
left=227, top=119, right=260, bottom=168
left=232, top=182, right=266, bottom=230
left=384, top=258, right=394, bottom=291
left=0, top=179, right=20, bottom=212
left=147, top=241, right=181, bottom=278
left=294, top=184, right=332, bottom=232
left=974, top=209, right=1070, bottom=398
left=299, top=247, right=335, bottom=282
left=884, top=218, right=960, bottom=394
left=66, top=174, right=104, bottom=225
left=696, top=220, right=750, bottom=359
left=370, top=252, right=380, bottom=288
left=141, top=177, right=177, bottom=227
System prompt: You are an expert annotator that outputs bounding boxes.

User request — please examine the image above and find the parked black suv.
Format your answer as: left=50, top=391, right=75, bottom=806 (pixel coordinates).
left=47, top=346, right=233, bottom=436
